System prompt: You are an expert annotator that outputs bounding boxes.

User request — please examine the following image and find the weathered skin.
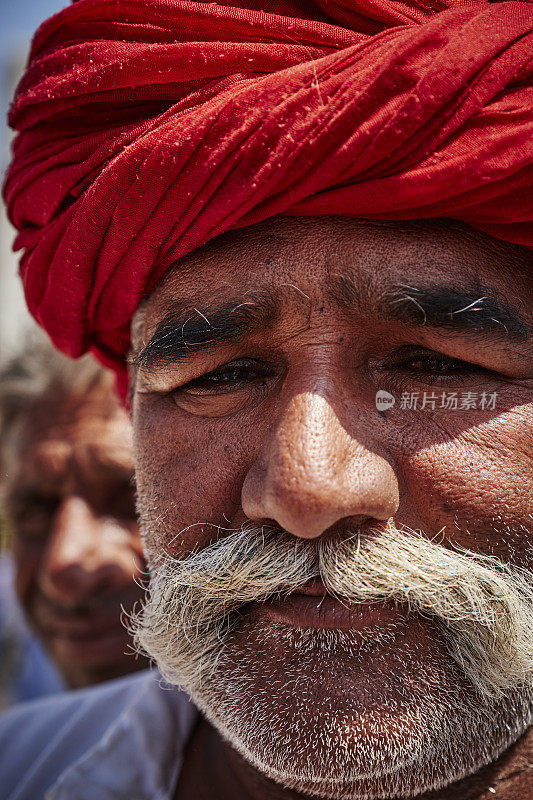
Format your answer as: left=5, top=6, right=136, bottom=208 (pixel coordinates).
left=131, top=217, right=532, bottom=800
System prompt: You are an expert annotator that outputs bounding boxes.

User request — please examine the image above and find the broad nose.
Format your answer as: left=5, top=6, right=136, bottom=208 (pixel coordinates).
left=40, top=495, right=130, bottom=605
left=242, top=392, right=399, bottom=539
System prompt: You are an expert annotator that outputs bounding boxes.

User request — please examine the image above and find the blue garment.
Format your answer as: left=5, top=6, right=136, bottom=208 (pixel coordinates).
left=14, top=635, right=64, bottom=704
left=0, top=669, right=198, bottom=800
left=0, top=555, right=63, bottom=706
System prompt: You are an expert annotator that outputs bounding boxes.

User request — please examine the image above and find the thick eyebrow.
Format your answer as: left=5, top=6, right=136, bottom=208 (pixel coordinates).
left=135, top=277, right=530, bottom=373
left=335, top=276, right=530, bottom=347
left=133, top=295, right=278, bottom=372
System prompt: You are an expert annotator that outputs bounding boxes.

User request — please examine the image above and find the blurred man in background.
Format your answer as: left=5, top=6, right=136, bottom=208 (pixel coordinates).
left=0, top=342, right=148, bottom=689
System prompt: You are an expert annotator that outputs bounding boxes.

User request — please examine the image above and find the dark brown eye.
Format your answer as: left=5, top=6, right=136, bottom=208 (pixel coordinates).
left=180, top=360, right=271, bottom=394
left=105, top=481, right=137, bottom=521
left=392, top=349, right=491, bottom=385
left=203, top=367, right=252, bottom=383
left=405, top=354, right=467, bottom=374
left=11, top=495, right=60, bottom=542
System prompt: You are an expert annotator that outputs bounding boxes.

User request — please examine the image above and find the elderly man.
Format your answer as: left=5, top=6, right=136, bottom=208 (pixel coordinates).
left=0, top=343, right=148, bottom=689
left=1, top=0, right=531, bottom=799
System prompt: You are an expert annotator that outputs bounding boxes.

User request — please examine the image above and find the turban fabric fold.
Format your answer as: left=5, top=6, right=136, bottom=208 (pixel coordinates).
left=5, top=0, right=533, bottom=394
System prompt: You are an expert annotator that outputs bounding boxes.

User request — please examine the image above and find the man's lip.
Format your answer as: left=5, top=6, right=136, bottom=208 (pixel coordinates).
left=294, top=579, right=328, bottom=596
left=49, top=628, right=133, bottom=665
left=257, top=593, right=400, bottom=631
left=31, top=592, right=142, bottom=636
left=34, top=608, right=127, bottom=639
left=43, top=623, right=123, bottom=640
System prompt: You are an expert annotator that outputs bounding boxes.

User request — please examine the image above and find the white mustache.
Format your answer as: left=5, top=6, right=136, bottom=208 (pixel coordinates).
left=132, top=521, right=533, bottom=698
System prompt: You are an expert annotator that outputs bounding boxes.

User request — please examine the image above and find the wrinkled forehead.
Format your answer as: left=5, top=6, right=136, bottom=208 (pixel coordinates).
left=8, top=388, right=134, bottom=492
left=22, top=383, right=130, bottom=442
left=134, top=216, right=531, bottom=341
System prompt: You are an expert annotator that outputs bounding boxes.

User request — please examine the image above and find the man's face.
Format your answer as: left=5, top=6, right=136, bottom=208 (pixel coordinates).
left=132, top=217, right=532, bottom=799
left=7, top=381, right=147, bottom=688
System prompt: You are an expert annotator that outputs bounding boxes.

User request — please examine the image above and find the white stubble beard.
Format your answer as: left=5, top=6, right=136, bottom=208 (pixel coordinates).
left=188, top=622, right=531, bottom=798
left=133, top=522, right=533, bottom=798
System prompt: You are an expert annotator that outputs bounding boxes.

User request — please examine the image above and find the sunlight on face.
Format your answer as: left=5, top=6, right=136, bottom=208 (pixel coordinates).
left=132, top=217, right=533, bottom=798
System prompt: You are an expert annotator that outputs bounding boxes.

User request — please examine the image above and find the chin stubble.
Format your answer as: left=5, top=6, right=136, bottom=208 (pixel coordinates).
left=131, top=521, right=533, bottom=797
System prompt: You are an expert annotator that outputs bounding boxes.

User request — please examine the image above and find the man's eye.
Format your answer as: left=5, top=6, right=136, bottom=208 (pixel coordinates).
left=393, top=350, right=490, bottom=384
left=107, top=483, right=137, bottom=521
left=11, top=496, right=59, bottom=542
left=178, top=361, right=270, bottom=394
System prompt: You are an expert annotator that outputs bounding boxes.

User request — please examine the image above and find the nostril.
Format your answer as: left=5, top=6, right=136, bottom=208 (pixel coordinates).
left=256, top=517, right=283, bottom=533
left=317, top=516, right=373, bottom=543
left=251, top=516, right=372, bottom=542
left=42, top=561, right=127, bottom=605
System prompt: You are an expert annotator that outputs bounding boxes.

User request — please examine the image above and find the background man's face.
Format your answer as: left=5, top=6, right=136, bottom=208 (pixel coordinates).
left=7, top=381, right=147, bottom=688
left=132, top=217, right=532, bottom=798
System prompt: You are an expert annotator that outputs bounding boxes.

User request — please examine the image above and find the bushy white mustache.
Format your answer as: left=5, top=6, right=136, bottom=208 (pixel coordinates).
left=131, top=522, right=533, bottom=698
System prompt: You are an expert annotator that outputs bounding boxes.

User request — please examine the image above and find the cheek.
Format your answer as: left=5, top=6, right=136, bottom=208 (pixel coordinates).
left=394, top=406, right=533, bottom=563
left=133, top=396, right=260, bottom=556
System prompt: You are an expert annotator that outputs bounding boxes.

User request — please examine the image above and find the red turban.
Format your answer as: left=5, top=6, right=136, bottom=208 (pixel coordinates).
left=5, top=0, right=533, bottom=395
